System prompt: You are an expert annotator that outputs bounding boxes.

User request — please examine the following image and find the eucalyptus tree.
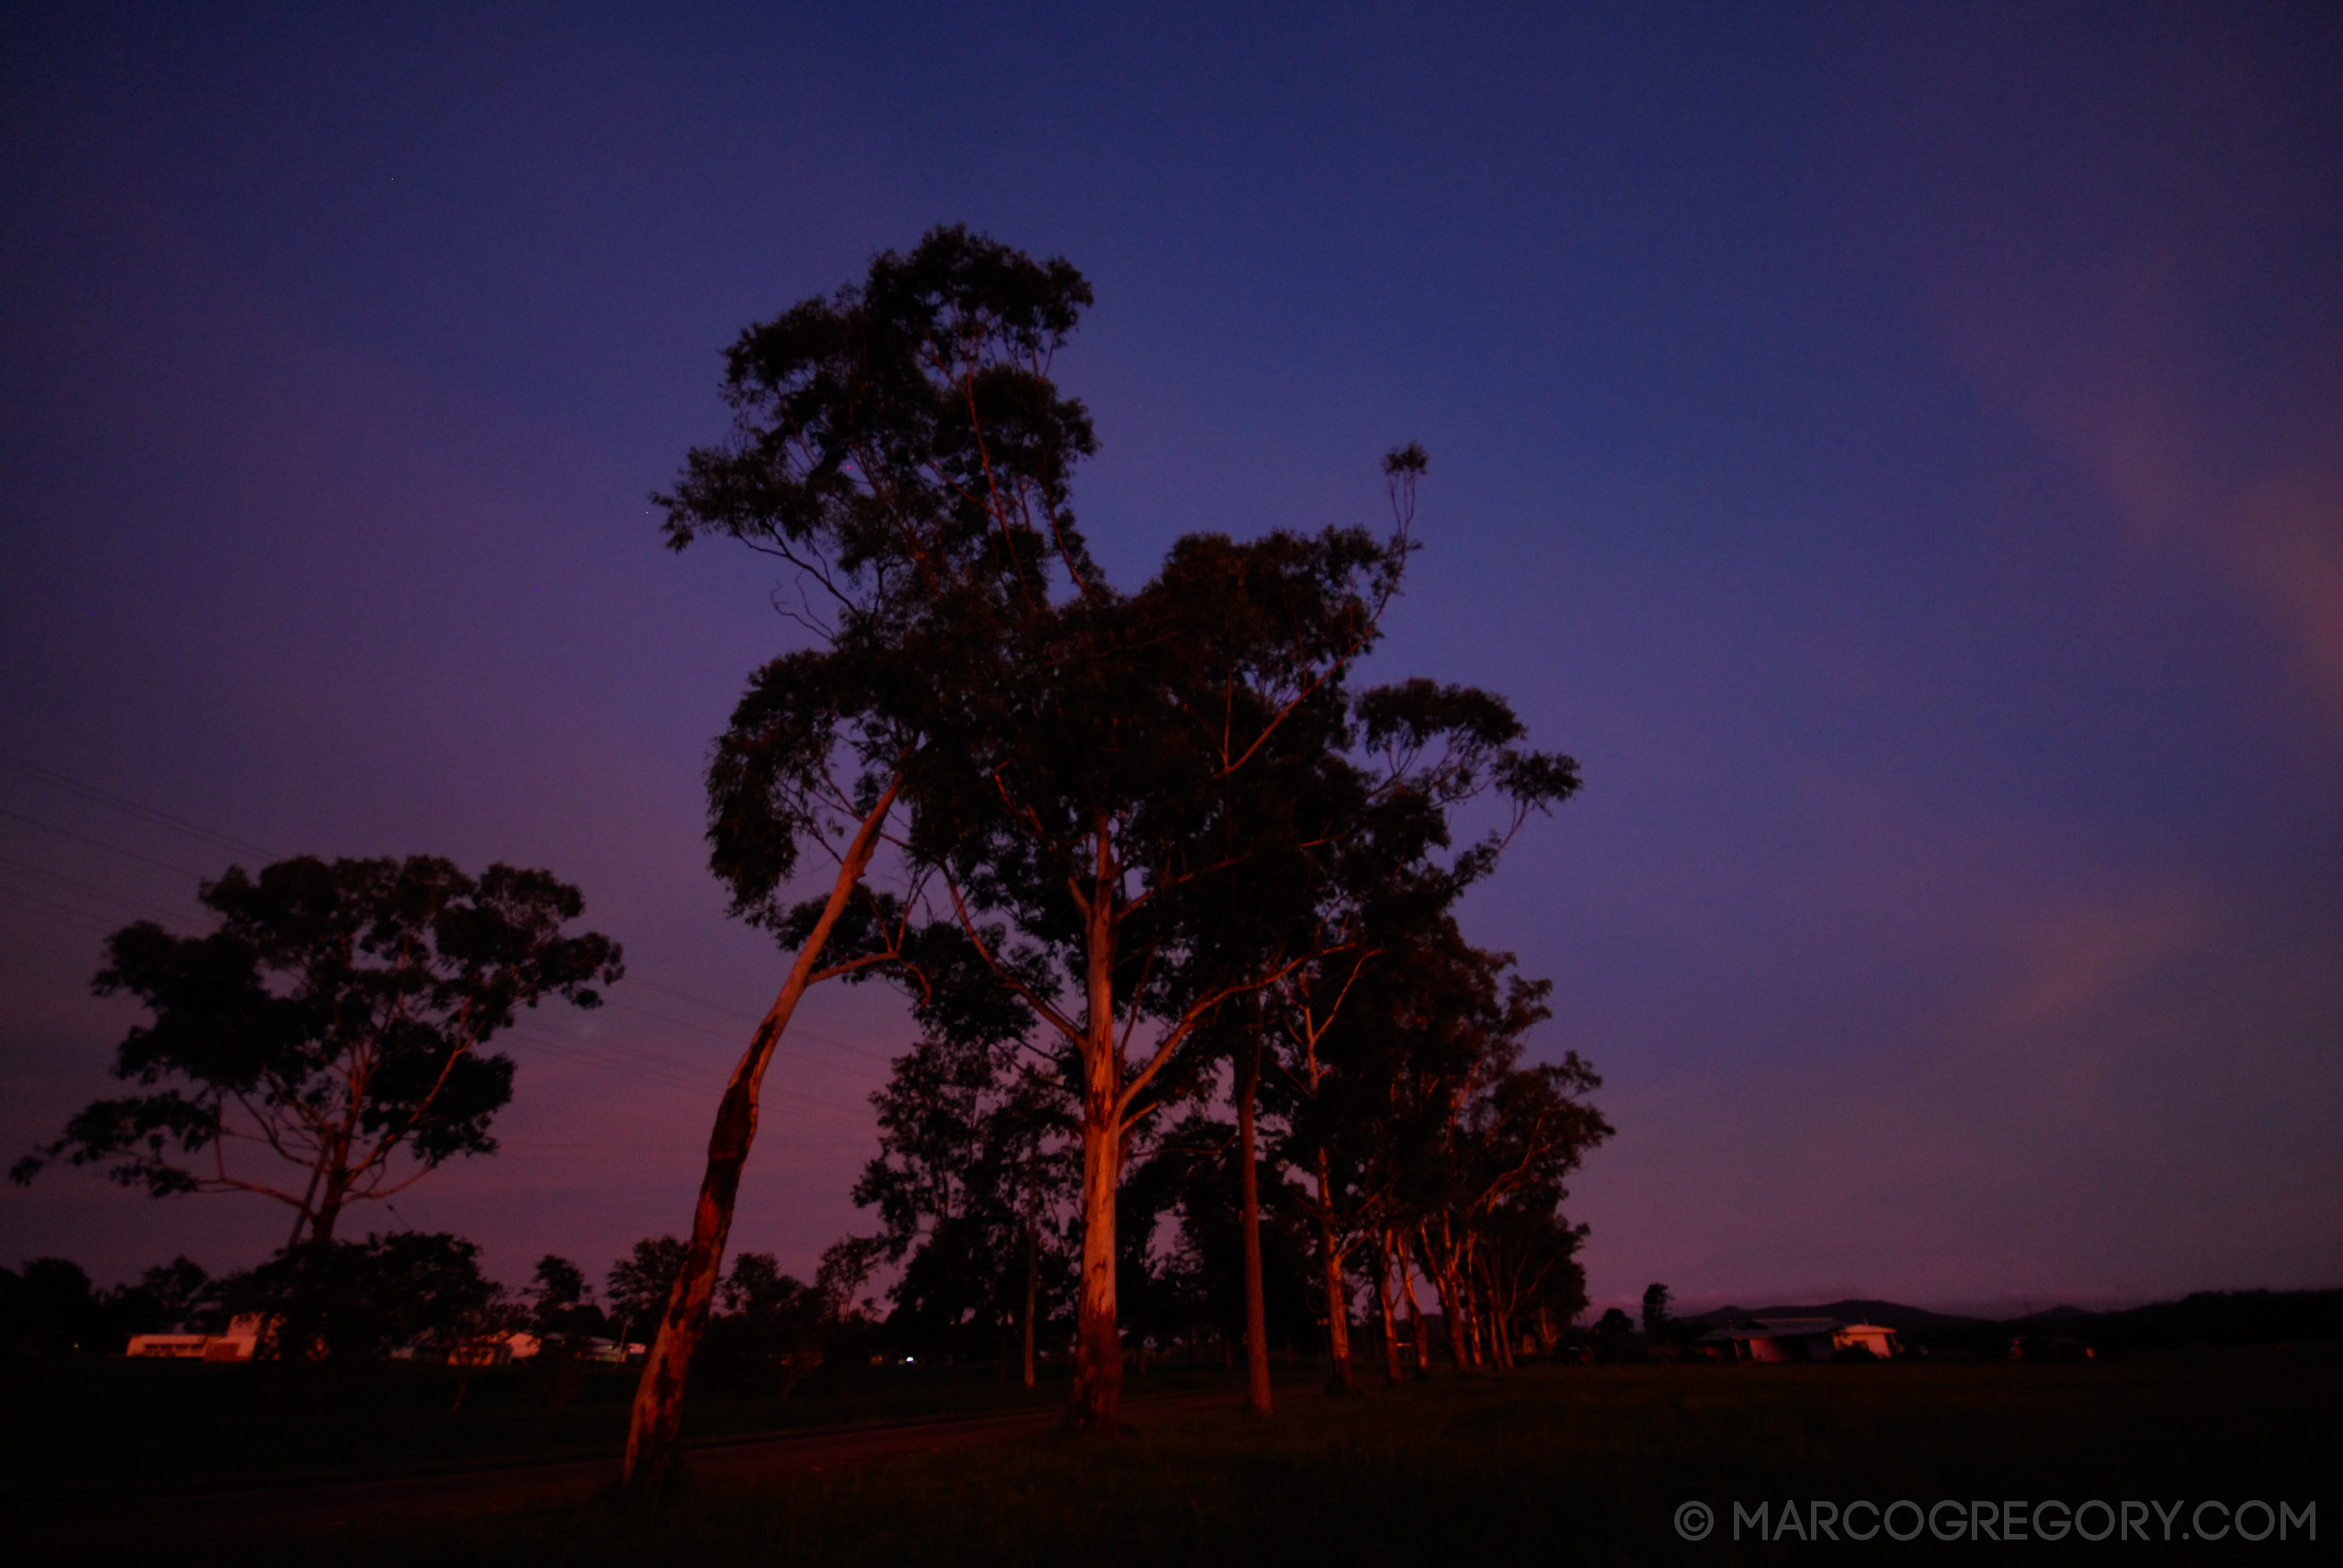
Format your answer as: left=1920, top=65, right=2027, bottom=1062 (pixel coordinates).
left=904, top=519, right=1421, bottom=1430
left=1188, top=660, right=1582, bottom=1402
left=1390, top=953, right=1608, bottom=1370
left=910, top=506, right=1581, bottom=1427
left=11, top=854, right=619, bottom=1250
left=625, top=226, right=1101, bottom=1493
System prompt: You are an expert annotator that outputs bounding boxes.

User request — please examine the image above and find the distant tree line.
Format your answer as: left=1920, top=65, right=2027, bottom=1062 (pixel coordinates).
left=0, top=1233, right=874, bottom=1404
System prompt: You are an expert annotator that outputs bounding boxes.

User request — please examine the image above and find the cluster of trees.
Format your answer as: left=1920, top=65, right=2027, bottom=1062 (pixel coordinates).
left=0, top=1234, right=873, bottom=1405
left=0, top=1255, right=215, bottom=1357
left=12, top=854, right=623, bottom=1373
left=0, top=1241, right=511, bottom=1371
left=624, top=226, right=1607, bottom=1490
left=13, top=853, right=621, bottom=1252
left=848, top=916, right=1608, bottom=1392
left=10, top=228, right=1611, bottom=1497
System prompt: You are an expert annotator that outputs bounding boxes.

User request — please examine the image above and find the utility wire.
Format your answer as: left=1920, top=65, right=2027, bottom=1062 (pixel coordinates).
left=0, top=854, right=194, bottom=923
left=0, top=804, right=212, bottom=881
left=0, top=750, right=276, bottom=859
left=0, top=753, right=903, bottom=1116
left=0, top=883, right=119, bottom=938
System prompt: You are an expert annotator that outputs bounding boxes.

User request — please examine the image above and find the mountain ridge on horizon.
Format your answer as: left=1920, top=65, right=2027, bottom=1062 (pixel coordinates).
left=1666, top=1287, right=2343, bottom=1339
left=1674, top=1299, right=1982, bottom=1332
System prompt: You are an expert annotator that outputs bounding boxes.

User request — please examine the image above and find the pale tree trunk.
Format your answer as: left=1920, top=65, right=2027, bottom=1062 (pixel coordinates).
left=1237, top=1040, right=1272, bottom=1415
left=1313, top=1152, right=1353, bottom=1392
left=1476, top=1257, right=1508, bottom=1370
left=1021, top=1204, right=1038, bottom=1391
left=1460, top=1260, right=1488, bottom=1370
left=1399, top=1247, right=1431, bottom=1372
left=1068, top=1078, right=1122, bottom=1429
left=1067, top=836, right=1124, bottom=1434
left=1482, top=1258, right=1521, bottom=1370
left=619, top=776, right=901, bottom=1497
left=1442, top=1272, right=1474, bottom=1369
left=1421, top=1226, right=1474, bottom=1371
left=1373, top=1232, right=1403, bottom=1383
left=1487, top=1278, right=1515, bottom=1369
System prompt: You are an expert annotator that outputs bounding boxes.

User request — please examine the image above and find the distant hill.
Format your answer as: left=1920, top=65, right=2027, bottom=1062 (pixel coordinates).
left=1674, top=1289, right=2343, bottom=1350
left=1678, top=1300, right=1981, bottom=1333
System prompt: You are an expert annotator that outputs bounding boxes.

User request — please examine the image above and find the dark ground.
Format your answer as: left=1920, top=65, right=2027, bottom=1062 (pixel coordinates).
left=12, top=1348, right=2334, bottom=1565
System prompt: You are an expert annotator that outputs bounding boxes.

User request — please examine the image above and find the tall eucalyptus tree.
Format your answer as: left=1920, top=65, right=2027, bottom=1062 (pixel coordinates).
left=626, top=227, right=1098, bottom=1494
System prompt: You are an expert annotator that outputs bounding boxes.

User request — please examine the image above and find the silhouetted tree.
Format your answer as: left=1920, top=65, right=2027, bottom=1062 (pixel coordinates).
left=696, top=1251, right=831, bottom=1396
left=224, top=1230, right=503, bottom=1366
left=606, top=1235, right=688, bottom=1349
left=853, top=1029, right=1079, bottom=1374
left=101, top=1256, right=221, bottom=1342
left=623, top=224, right=1100, bottom=1495
left=12, top=855, right=619, bottom=1251
left=1, top=1258, right=106, bottom=1355
left=526, top=1254, right=603, bottom=1338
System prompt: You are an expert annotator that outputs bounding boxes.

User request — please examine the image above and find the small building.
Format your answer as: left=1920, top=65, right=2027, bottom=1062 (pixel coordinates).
left=126, top=1314, right=268, bottom=1362
left=124, top=1333, right=209, bottom=1359
left=1698, top=1317, right=1901, bottom=1362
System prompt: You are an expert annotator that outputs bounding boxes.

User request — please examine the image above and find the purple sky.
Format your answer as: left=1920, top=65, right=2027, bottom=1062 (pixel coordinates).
left=4, top=3, right=2337, bottom=1319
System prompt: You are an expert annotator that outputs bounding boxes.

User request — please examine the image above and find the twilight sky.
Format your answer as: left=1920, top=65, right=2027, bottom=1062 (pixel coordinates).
left=3, top=2, right=2337, bottom=1319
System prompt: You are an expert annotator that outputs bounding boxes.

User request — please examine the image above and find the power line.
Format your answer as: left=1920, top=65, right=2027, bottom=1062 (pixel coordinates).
left=0, top=752, right=904, bottom=1118
left=0, top=854, right=192, bottom=924
left=0, top=750, right=276, bottom=859
left=0, top=883, right=119, bottom=938
left=0, top=804, right=212, bottom=881
left=499, top=1017, right=874, bottom=1132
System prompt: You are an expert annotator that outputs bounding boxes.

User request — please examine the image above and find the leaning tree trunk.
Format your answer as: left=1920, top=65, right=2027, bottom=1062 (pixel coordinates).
left=1236, top=1039, right=1273, bottom=1415
left=619, top=777, right=900, bottom=1498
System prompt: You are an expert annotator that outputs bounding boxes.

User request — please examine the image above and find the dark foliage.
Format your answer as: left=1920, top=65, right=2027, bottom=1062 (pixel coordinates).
left=1120, top=1114, right=1319, bottom=1360
left=13, top=856, right=621, bottom=1249
left=854, top=1034, right=1079, bottom=1366
left=606, top=1236, right=690, bottom=1343
left=224, top=1231, right=504, bottom=1364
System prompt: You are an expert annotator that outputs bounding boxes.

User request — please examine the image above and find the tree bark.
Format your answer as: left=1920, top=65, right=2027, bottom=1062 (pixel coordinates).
left=1237, top=1039, right=1272, bottom=1415
left=1313, top=1152, right=1353, bottom=1392
left=1066, top=828, right=1125, bottom=1434
left=1458, top=1262, right=1488, bottom=1370
left=1021, top=1203, right=1038, bottom=1391
left=1373, top=1232, right=1403, bottom=1384
left=1422, top=1228, right=1473, bottom=1371
left=1398, top=1246, right=1430, bottom=1372
left=1068, top=1085, right=1122, bottom=1429
left=619, top=774, right=901, bottom=1497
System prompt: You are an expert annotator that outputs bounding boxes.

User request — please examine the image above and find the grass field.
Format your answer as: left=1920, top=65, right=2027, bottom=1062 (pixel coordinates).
left=1, top=1353, right=1157, bottom=1499
left=26, top=1347, right=2332, bottom=1565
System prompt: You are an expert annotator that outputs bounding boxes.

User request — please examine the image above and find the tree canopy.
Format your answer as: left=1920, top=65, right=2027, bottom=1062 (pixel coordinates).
left=12, top=854, right=621, bottom=1249
left=633, top=224, right=1599, bottom=1453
